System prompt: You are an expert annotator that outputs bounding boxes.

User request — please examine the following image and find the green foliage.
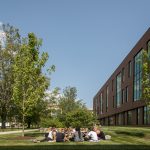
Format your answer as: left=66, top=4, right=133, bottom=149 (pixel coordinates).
left=12, top=32, right=53, bottom=135
left=142, top=50, right=150, bottom=107
left=40, top=118, right=64, bottom=128
left=65, top=109, right=96, bottom=128
left=0, top=24, right=20, bottom=128
left=59, top=86, right=86, bottom=115
left=55, top=86, right=96, bottom=128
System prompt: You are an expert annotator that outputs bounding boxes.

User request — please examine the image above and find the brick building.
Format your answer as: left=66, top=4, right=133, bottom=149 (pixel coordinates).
left=93, top=28, right=150, bottom=126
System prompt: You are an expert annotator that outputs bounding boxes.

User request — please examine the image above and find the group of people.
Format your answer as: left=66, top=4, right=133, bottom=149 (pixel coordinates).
left=34, top=125, right=106, bottom=143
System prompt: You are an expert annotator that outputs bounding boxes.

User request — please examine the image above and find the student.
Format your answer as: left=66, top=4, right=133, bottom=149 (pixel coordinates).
left=56, top=128, right=65, bottom=142
left=87, top=127, right=98, bottom=142
left=33, top=127, right=54, bottom=143
left=73, top=127, right=84, bottom=142
left=96, top=128, right=106, bottom=140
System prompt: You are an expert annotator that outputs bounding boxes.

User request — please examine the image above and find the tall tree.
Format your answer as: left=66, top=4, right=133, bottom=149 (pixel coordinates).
left=0, top=24, right=20, bottom=129
left=142, top=49, right=150, bottom=107
left=59, top=86, right=86, bottom=114
left=58, top=86, right=86, bottom=123
left=12, top=33, right=52, bottom=136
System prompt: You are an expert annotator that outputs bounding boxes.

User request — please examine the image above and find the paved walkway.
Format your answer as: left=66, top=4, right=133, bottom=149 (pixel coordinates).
left=0, top=129, right=39, bottom=135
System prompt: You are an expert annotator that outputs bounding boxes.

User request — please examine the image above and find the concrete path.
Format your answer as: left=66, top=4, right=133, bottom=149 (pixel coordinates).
left=0, top=129, right=39, bottom=135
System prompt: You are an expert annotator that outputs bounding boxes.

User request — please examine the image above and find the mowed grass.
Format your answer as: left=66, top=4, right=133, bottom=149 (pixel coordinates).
left=0, top=126, right=150, bottom=150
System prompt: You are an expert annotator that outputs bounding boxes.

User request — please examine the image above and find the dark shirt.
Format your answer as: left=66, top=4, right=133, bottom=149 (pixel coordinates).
left=74, top=131, right=84, bottom=142
left=56, top=132, right=65, bottom=142
left=97, top=131, right=105, bottom=140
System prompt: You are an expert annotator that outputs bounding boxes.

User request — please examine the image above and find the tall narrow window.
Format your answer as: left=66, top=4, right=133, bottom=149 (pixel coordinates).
left=134, top=50, right=143, bottom=101
left=137, top=108, right=140, bottom=125
left=116, top=73, right=121, bottom=107
left=106, top=86, right=109, bottom=112
left=113, top=96, right=115, bottom=108
left=122, top=68, right=125, bottom=82
left=112, top=79, right=114, bottom=91
left=100, top=93, right=103, bottom=114
left=127, top=111, right=132, bottom=125
left=128, top=61, right=132, bottom=77
left=122, top=89, right=125, bottom=104
left=144, top=106, right=150, bottom=125
left=126, top=86, right=129, bottom=102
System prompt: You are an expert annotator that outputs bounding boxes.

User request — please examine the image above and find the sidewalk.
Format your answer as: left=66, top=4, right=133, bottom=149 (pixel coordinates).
left=0, top=129, right=39, bottom=135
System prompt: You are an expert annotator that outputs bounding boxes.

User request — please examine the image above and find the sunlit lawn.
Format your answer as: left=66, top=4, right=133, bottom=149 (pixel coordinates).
left=0, top=126, right=150, bottom=150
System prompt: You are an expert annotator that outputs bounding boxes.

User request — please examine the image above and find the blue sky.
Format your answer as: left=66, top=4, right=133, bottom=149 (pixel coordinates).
left=1, top=0, right=150, bottom=108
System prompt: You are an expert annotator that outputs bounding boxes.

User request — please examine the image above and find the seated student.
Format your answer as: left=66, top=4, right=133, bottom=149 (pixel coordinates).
left=73, top=127, right=84, bottom=142
left=87, top=127, right=98, bottom=142
left=56, top=128, right=65, bottom=142
left=33, top=127, right=54, bottom=143
left=96, top=128, right=106, bottom=140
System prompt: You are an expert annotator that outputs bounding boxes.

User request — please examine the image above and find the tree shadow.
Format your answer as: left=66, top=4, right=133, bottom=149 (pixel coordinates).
left=115, top=131, right=145, bottom=137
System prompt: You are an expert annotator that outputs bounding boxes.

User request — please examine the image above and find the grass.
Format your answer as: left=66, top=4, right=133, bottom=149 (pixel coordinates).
left=0, top=127, right=150, bottom=150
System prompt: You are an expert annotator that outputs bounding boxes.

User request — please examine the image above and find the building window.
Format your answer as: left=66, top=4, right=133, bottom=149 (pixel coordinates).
left=116, top=73, right=121, bottom=107
left=122, top=89, right=125, bottom=104
left=144, top=106, right=150, bottom=125
left=122, top=68, right=125, bottom=82
left=113, top=96, right=115, bottom=108
left=134, top=50, right=143, bottom=101
left=95, top=98, right=97, bottom=116
left=106, top=86, right=109, bottom=112
left=118, top=113, right=122, bottom=125
left=109, top=116, right=114, bottom=126
left=112, top=79, right=114, bottom=91
left=126, top=86, right=129, bottom=102
left=122, top=112, right=125, bottom=125
left=100, top=93, right=103, bottom=114
left=128, top=61, right=132, bottom=77
left=137, top=108, right=140, bottom=125
left=127, top=111, right=132, bottom=125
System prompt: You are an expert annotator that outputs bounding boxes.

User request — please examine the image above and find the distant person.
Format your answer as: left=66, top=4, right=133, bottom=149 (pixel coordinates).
left=56, top=128, right=65, bottom=142
left=87, top=127, right=98, bottom=142
left=96, top=128, right=106, bottom=140
left=73, top=127, right=84, bottom=142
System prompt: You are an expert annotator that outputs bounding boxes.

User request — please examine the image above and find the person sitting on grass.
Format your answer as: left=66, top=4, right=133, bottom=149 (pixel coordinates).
left=96, top=127, right=106, bottom=140
left=33, top=127, right=56, bottom=143
left=87, top=127, right=98, bottom=142
left=73, top=127, right=84, bottom=142
left=56, top=128, right=65, bottom=142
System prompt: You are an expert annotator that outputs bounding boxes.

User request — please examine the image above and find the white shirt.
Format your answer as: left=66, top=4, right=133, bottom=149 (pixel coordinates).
left=88, top=131, right=98, bottom=141
left=48, top=131, right=53, bottom=139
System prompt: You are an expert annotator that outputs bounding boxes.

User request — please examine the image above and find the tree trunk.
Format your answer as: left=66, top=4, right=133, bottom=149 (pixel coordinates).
left=1, top=107, right=6, bottom=129
left=27, top=121, right=31, bottom=128
left=22, top=114, right=25, bottom=137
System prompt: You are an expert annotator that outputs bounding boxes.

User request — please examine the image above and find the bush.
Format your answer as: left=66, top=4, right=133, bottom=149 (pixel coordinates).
left=40, top=118, right=64, bottom=128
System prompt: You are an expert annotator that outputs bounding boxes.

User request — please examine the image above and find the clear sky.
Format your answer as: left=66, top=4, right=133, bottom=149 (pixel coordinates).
left=1, top=0, right=150, bottom=108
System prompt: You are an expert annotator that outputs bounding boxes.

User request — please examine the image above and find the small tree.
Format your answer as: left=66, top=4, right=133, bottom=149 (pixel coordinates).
left=12, top=33, right=52, bottom=136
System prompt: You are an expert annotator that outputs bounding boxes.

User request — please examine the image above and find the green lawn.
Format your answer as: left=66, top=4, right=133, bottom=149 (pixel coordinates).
left=0, top=127, right=150, bottom=150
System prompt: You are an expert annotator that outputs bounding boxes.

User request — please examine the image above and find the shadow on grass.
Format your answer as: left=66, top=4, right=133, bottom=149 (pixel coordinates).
left=115, top=131, right=145, bottom=137
left=0, top=145, right=150, bottom=150
left=24, top=132, right=43, bottom=137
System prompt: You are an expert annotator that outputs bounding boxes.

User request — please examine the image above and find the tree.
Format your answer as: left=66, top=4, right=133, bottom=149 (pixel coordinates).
left=0, top=24, right=20, bottom=129
left=59, top=86, right=86, bottom=114
left=142, top=49, right=150, bottom=107
left=65, top=109, right=96, bottom=128
left=57, top=86, right=87, bottom=125
left=12, top=33, right=53, bottom=136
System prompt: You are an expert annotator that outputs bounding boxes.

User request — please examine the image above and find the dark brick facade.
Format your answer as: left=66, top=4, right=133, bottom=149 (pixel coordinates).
left=93, top=28, right=150, bottom=126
